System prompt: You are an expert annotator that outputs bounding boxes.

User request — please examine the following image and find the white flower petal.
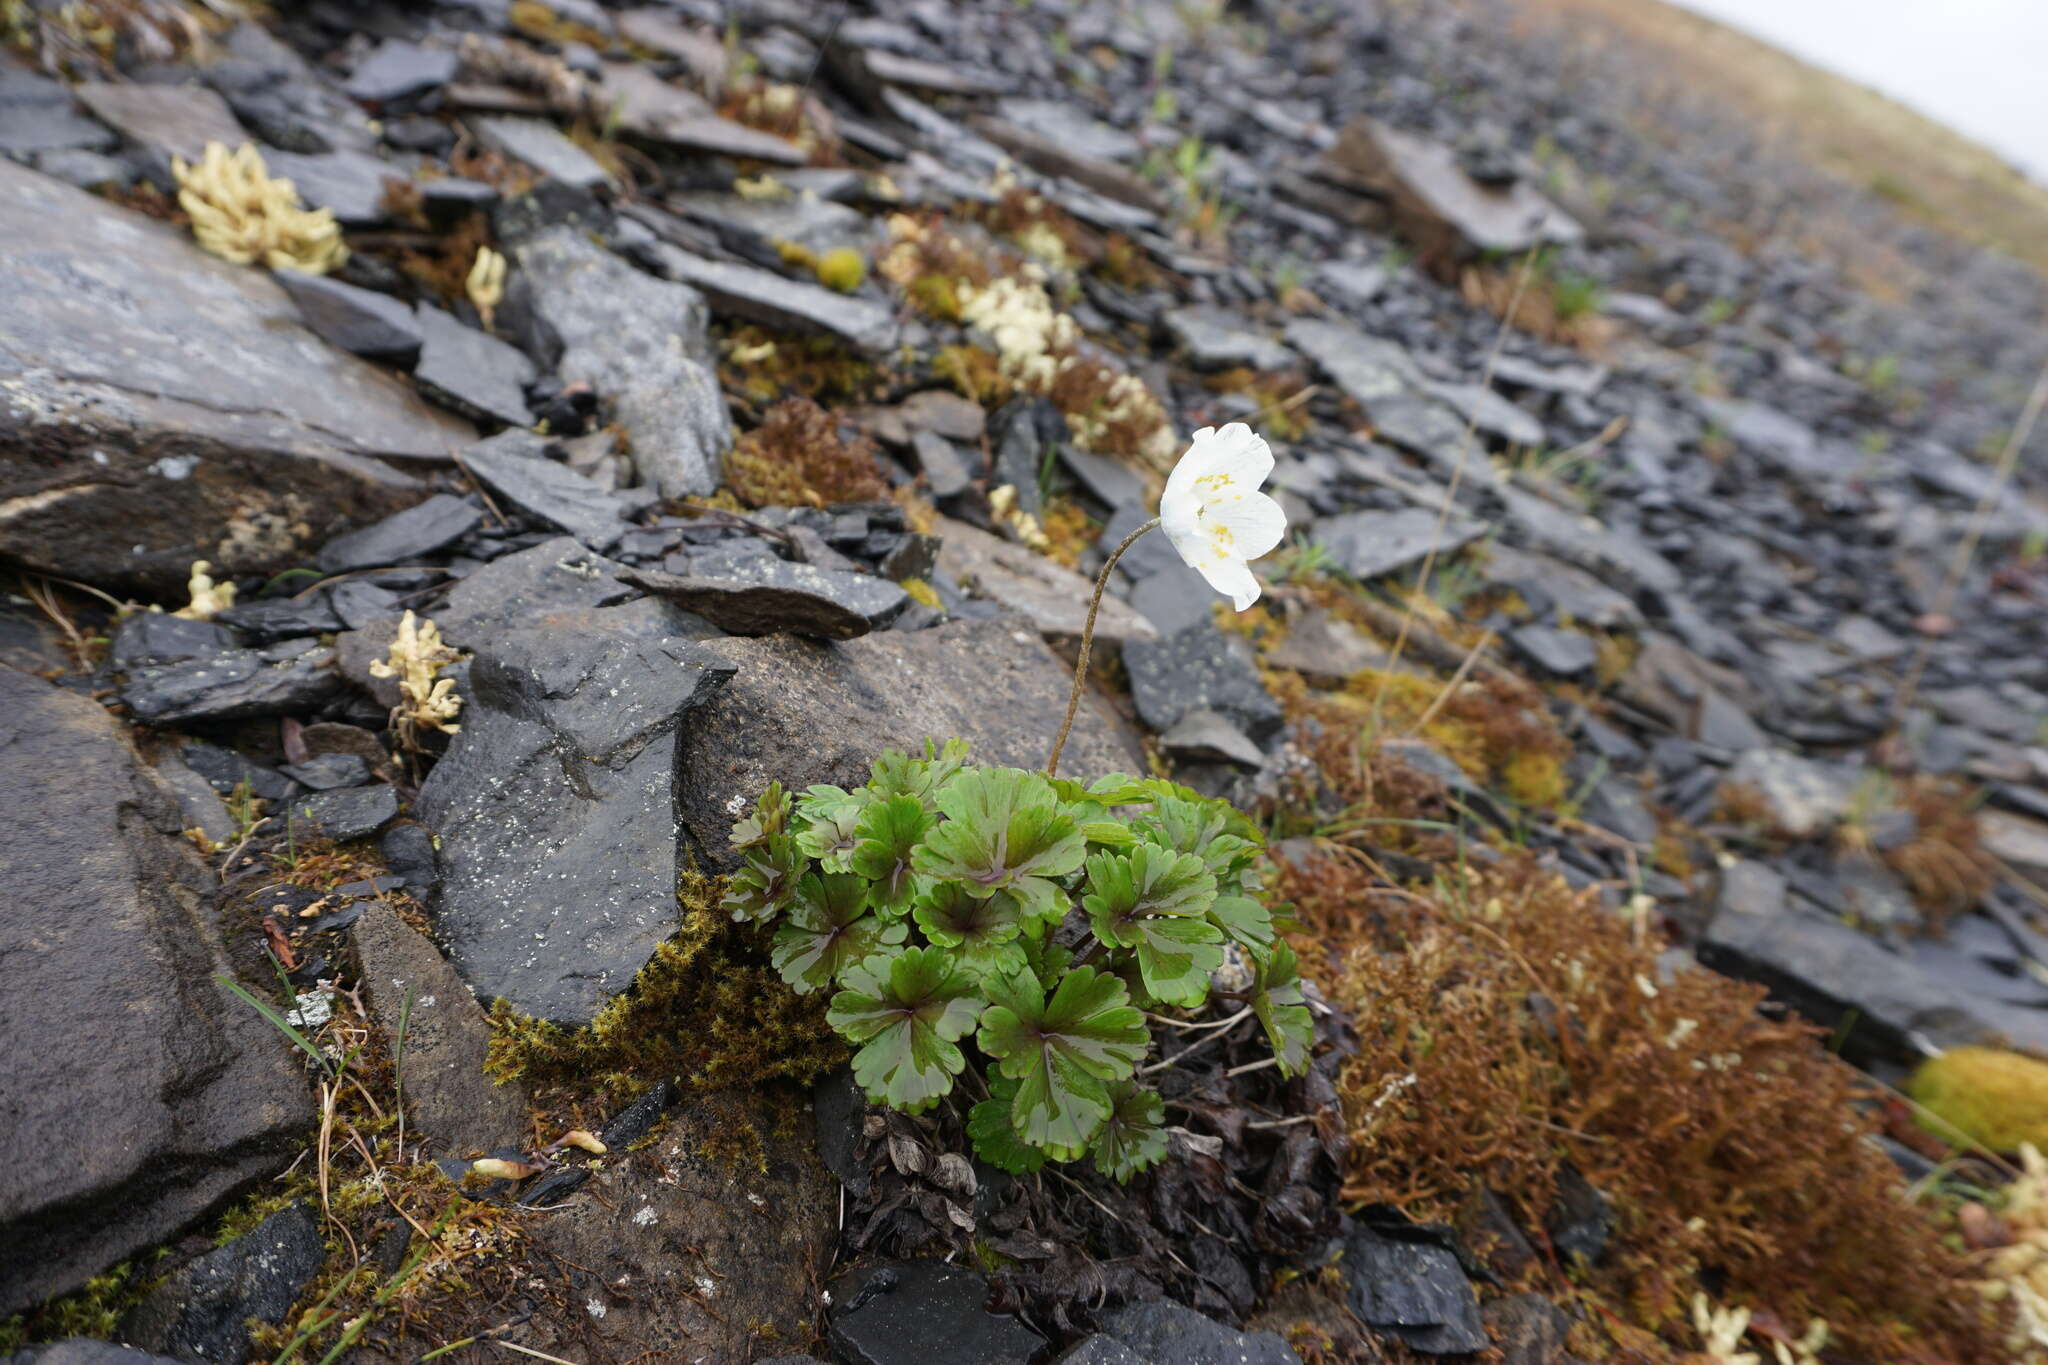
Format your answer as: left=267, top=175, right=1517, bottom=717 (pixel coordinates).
left=1164, top=423, right=1273, bottom=506
left=1192, top=553, right=1263, bottom=611
left=1196, top=488, right=1287, bottom=564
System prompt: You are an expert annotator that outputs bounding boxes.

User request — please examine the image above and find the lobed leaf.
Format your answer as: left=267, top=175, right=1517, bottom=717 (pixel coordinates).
left=968, top=1073, right=1048, bottom=1174
left=828, top=946, right=984, bottom=1113
left=723, top=832, right=803, bottom=924
left=730, top=780, right=791, bottom=849
left=1089, top=1080, right=1168, bottom=1182
left=1250, top=941, right=1314, bottom=1077
left=1083, top=843, right=1223, bottom=1007
left=912, top=767, right=1085, bottom=920
left=978, top=965, right=1148, bottom=1160
left=912, top=880, right=1029, bottom=980
left=849, top=794, right=933, bottom=913
left=772, top=872, right=906, bottom=992
left=795, top=784, right=867, bottom=870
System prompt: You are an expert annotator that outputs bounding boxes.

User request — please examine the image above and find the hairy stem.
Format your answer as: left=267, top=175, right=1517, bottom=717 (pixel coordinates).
left=1047, top=516, right=1160, bottom=777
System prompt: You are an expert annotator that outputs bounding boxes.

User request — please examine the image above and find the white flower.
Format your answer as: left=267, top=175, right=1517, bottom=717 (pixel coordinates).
left=1159, top=424, right=1287, bottom=610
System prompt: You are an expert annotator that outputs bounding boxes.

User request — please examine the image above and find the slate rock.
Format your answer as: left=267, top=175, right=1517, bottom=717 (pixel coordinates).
left=119, top=1203, right=325, bottom=1365
left=108, top=613, right=238, bottom=672
left=1161, top=306, right=1294, bottom=372
left=433, top=536, right=639, bottom=645
left=1330, top=117, right=1581, bottom=258
left=71, top=81, right=243, bottom=166
left=1124, top=622, right=1286, bottom=741
left=829, top=1259, right=1043, bottom=1365
left=286, top=784, right=399, bottom=842
left=0, top=63, right=116, bottom=156
left=1262, top=606, right=1394, bottom=682
left=625, top=561, right=908, bottom=639
left=601, top=61, right=807, bottom=163
left=318, top=493, right=483, bottom=573
left=1161, top=708, right=1266, bottom=768
left=1099, top=1299, right=1301, bottom=1365
left=812, top=1066, right=871, bottom=1197
left=529, top=1090, right=836, bottom=1359
left=1982, top=810, right=2048, bottom=892
left=152, top=752, right=240, bottom=846
left=1315, top=259, right=1388, bottom=309
left=413, top=303, right=536, bottom=426
left=1482, top=544, right=1642, bottom=631
left=3, top=1342, right=186, bottom=1364
left=514, top=228, right=730, bottom=498
left=1339, top=1226, right=1488, bottom=1355
left=345, top=40, right=459, bottom=104
left=462, top=432, right=630, bottom=548
left=641, top=241, right=899, bottom=353
left=121, top=640, right=341, bottom=725
left=1509, top=624, right=1597, bottom=677
left=0, top=160, right=470, bottom=596
left=1053, top=1337, right=1150, bottom=1365
left=0, top=668, right=312, bottom=1314
left=677, top=618, right=1145, bottom=870
left=935, top=516, right=1157, bottom=642
left=1544, top=1165, right=1614, bottom=1265
left=280, top=753, right=370, bottom=790
left=470, top=115, right=616, bottom=192
left=262, top=148, right=403, bottom=225
left=415, top=607, right=736, bottom=1022
left=1725, top=748, right=1857, bottom=839
left=180, top=741, right=298, bottom=802
left=1314, top=508, right=1484, bottom=581
left=203, top=21, right=378, bottom=155
left=378, top=822, right=439, bottom=891
left=215, top=594, right=346, bottom=643
left=350, top=905, right=528, bottom=1156
left=1129, top=563, right=1225, bottom=639
left=274, top=271, right=424, bottom=364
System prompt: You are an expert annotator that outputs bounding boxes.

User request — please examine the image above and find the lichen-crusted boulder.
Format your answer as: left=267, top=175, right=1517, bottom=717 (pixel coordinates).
left=0, top=666, right=313, bottom=1315
left=0, top=159, right=473, bottom=597
left=675, top=617, right=1147, bottom=871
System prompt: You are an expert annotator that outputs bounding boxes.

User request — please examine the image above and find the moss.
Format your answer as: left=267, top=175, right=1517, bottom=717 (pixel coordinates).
left=724, top=396, right=889, bottom=509
left=898, top=577, right=941, bottom=609
left=1036, top=496, right=1099, bottom=571
left=1907, top=1046, right=2048, bottom=1153
left=0, top=1259, right=161, bottom=1351
left=935, top=343, right=1015, bottom=409
left=1279, top=845, right=2010, bottom=1362
left=1501, top=748, right=1567, bottom=808
left=486, top=870, right=844, bottom=1106
left=815, top=246, right=867, bottom=293
left=719, top=324, right=879, bottom=406
left=1882, top=777, right=1997, bottom=927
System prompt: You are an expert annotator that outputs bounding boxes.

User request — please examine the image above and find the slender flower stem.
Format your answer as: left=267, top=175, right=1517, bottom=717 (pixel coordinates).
left=1047, top=516, right=1160, bottom=777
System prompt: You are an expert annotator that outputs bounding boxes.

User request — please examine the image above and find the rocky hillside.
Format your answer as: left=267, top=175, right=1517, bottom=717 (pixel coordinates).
left=3, top=0, right=2048, bottom=1363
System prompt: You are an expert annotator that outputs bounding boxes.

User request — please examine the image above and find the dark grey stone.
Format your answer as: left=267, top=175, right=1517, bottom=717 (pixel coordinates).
left=0, top=159, right=470, bottom=597
left=1052, top=1337, right=1150, bottom=1365
left=262, top=148, right=404, bottom=225
left=215, top=595, right=345, bottom=643
left=378, top=822, right=440, bottom=892
left=1099, top=1300, right=1301, bottom=1365
left=677, top=619, right=1144, bottom=871
left=1129, top=563, right=1221, bottom=639
left=326, top=580, right=402, bottom=629
left=601, top=60, right=807, bottom=163
left=274, top=271, right=424, bottom=364
left=1059, top=445, right=1147, bottom=510
left=70, top=81, right=243, bottom=166
left=812, top=1066, right=870, bottom=1196
left=318, top=493, right=482, bottom=573
left=151, top=752, right=239, bottom=846
left=285, top=784, right=399, bottom=842
left=624, top=561, right=908, bottom=639
left=119, top=1204, right=324, bottom=1364
left=829, top=1259, right=1043, bottom=1365
left=1124, top=622, right=1285, bottom=741
left=640, top=241, right=899, bottom=353
left=1314, top=508, right=1484, bottom=581
left=413, top=303, right=537, bottom=426
left=0, top=65, right=116, bottom=156
left=0, top=669, right=312, bottom=1314
left=1314, top=260, right=1387, bottom=309
left=462, top=432, right=631, bottom=549
left=1340, top=1227, right=1487, bottom=1355
left=1161, top=306, right=1294, bottom=371
left=345, top=40, right=458, bottom=103
left=434, top=536, right=639, bottom=646
left=108, top=613, right=238, bottom=672
left=281, top=753, right=371, bottom=790
left=180, top=742, right=297, bottom=802
left=911, top=431, right=974, bottom=499
left=415, top=608, right=736, bottom=1022
left=3, top=1342, right=185, bottom=1364
left=513, top=228, right=730, bottom=498
left=120, top=640, right=341, bottom=725
left=1543, top=1165, right=1613, bottom=1265
left=470, top=115, right=616, bottom=192
left=1508, top=624, right=1597, bottom=677
left=1160, top=708, right=1265, bottom=767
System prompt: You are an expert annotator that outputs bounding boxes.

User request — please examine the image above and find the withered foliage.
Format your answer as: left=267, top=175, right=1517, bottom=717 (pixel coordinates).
left=1277, top=844, right=2009, bottom=1363
left=724, top=396, right=889, bottom=509
left=1883, top=776, right=1998, bottom=926
left=838, top=1003, right=1353, bottom=1339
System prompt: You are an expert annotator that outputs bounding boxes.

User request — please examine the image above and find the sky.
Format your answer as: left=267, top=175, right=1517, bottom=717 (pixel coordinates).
left=1672, top=0, right=2048, bottom=184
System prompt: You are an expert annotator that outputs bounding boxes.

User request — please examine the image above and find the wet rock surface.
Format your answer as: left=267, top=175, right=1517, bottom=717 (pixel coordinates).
left=118, top=1204, right=325, bottom=1365
left=829, top=1259, right=1044, bottom=1365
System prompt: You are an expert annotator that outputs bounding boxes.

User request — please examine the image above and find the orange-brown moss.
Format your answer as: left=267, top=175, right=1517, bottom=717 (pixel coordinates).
left=1203, top=368, right=1315, bottom=443
left=718, top=325, right=880, bottom=408
left=1883, top=777, right=1998, bottom=928
left=724, top=397, right=889, bottom=509
left=1277, top=844, right=2009, bottom=1363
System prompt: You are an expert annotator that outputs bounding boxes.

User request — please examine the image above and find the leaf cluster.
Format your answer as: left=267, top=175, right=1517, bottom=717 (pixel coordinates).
left=721, top=741, right=1312, bottom=1179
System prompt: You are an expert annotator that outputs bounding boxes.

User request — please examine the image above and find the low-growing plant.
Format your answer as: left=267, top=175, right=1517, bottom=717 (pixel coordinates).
left=719, top=740, right=1313, bottom=1179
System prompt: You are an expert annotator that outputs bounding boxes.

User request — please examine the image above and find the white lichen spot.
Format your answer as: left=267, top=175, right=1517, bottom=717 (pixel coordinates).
left=585, top=1298, right=607, bottom=1319
left=633, top=1205, right=659, bottom=1227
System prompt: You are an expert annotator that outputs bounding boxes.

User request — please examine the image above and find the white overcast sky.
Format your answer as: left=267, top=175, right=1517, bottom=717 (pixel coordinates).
left=1673, top=0, right=2048, bottom=183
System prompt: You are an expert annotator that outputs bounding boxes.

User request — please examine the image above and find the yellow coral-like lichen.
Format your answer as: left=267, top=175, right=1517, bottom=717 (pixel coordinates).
left=1986, top=1144, right=2048, bottom=1355
left=171, top=142, right=347, bottom=274
left=988, top=484, right=1052, bottom=553
left=466, top=245, right=506, bottom=329
left=171, top=559, right=235, bottom=620
left=368, top=610, right=463, bottom=745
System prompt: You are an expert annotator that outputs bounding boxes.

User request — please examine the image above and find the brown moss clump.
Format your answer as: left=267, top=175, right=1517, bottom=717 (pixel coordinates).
left=1203, top=368, right=1315, bottom=443
left=1882, top=777, right=1997, bottom=927
left=485, top=874, right=844, bottom=1105
left=1035, top=497, right=1099, bottom=571
left=878, top=214, right=999, bottom=322
left=969, top=185, right=1100, bottom=271
left=935, top=343, right=1015, bottom=409
left=1272, top=665, right=1574, bottom=811
left=1278, top=844, right=2009, bottom=1363
left=719, top=324, right=879, bottom=407
left=717, top=76, right=838, bottom=163
left=724, top=397, right=889, bottom=509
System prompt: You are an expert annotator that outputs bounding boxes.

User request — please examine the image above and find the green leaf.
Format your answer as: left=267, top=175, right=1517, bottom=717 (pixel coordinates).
left=849, top=795, right=933, bottom=913
left=828, top=947, right=984, bottom=1113
left=977, top=965, right=1148, bottom=1160
left=1082, top=844, right=1222, bottom=1007
left=723, top=832, right=804, bottom=924
left=1090, top=1080, right=1167, bottom=1182
left=968, top=1074, right=1047, bottom=1174
left=795, top=784, right=867, bottom=870
left=730, top=781, right=791, bottom=849
left=1209, top=894, right=1275, bottom=950
left=868, top=738, right=973, bottom=808
left=1250, top=941, right=1314, bottom=1077
left=772, top=872, right=906, bottom=992
left=1132, top=784, right=1263, bottom=886
left=1079, top=820, right=1140, bottom=848
left=912, top=767, right=1085, bottom=919
left=912, top=881, right=1029, bottom=979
